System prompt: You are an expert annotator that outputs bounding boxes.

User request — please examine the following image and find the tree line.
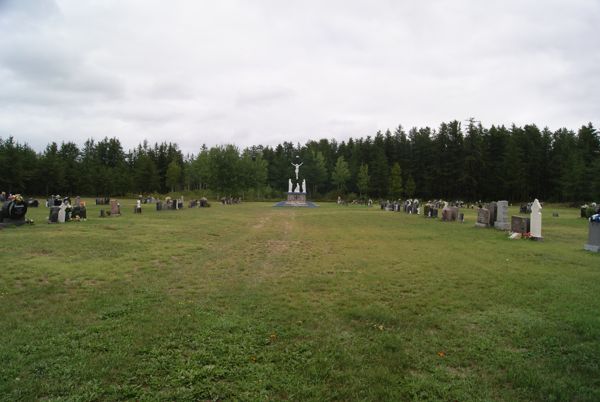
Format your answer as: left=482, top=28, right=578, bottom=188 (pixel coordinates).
left=1, top=120, right=599, bottom=202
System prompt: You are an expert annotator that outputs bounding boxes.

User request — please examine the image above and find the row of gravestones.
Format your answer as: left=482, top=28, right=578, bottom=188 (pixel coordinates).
left=99, top=200, right=120, bottom=218
left=49, top=196, right=88, bottom=223
left=423, top=202, right=463, bottom=222
left=382, top=199, right=420, bottom=214
left=476, top=200, right=510, bottom=231
left=476, top=199, right=542, bottom=240
left=156, top=197, right=184, bottom=211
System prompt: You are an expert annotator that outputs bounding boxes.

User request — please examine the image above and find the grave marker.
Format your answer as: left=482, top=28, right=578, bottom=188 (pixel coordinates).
left=584, top=221, right=600, bottom=252
left=110, top=199, right=120, bottom=215
left=475, top=207, right=491, bottom=227
left=58, top=204, right=66, bottom=223
left=530, top=199, right=543, bottom=240
left=511, top=216, right=530, bottom=234
left=494, top=200, right=510, bottom=230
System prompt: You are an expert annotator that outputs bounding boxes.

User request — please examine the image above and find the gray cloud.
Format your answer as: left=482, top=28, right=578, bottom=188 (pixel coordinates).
left=0, top=0, right=599, bottom=154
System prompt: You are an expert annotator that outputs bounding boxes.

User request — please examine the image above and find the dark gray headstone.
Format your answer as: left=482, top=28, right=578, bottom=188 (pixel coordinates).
left=511, top=216, right=530, bottom=234
left=476, top=207, right=491, bottom=227
left=488, top=202, right=497, bottom=225
left=49, top=206, right=60, bottom=223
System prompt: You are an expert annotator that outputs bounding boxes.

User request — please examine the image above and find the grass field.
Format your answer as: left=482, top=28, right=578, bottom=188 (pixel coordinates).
left=1, top=200, right=599, bottom=401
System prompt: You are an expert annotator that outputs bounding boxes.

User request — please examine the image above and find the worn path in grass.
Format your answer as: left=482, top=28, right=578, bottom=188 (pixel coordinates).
left=1, top=201, right=599, bottom=401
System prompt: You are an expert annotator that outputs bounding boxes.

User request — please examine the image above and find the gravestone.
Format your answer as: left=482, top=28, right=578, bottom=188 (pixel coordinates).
left=100, top=209, right=105, bottom=217
left=135, top=200, right=142, bottom=214
left=0, top=198, right=28, bottom=227
left=511, top=216, right=530, bottom=234
left=584, top=222, right=600, bottom=252
left=530, top=199, right=543, bottom=240
left=442, top=207, right=458, bottom=222
left=156, top=201, right=162, bottom=211
left=74, top=196, right=81, bottom=208
left=494, top=200, right=510, bottom=230
left=58, top=204, right=66, bottom=223
left=110, top=200, right=120, bottom=215
left=475, top=207, right=491, bottom=228
left=49, top=206, right=60, bottom=223
left=488, top=202, right=498, bottom=225
left=450, top=206, right=459, bottom=221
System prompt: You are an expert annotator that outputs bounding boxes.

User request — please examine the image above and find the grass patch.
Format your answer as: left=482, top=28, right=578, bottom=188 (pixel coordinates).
left=1, top=201, right=599, bottom=400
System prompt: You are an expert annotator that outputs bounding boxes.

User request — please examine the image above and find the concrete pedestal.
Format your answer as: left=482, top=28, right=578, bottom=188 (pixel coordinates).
left=274, top=192, right=317, bottom=207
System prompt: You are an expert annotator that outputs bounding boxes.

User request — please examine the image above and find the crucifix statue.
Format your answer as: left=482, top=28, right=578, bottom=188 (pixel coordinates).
left=291, top=161, right=303, bottom=180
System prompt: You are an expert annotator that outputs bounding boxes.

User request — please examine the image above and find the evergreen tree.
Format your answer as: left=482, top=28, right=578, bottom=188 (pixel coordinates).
left=331, top=156, right=350, bottom=193
left=59, top=142, right=81, bottom=195
left=388, top=162, right=403, bottom=199
left=405, top=175, right=416, bottom=197
left=41, top=142, right=66, bottom=195
left=460, top=121, right=484, bottom=200
left=356, top=163, right=370, bottom=198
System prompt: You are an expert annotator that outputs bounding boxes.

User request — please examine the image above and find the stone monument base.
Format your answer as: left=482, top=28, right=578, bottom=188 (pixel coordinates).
left=274, top=192, right=318, bottom=208
left=494, top=221, right=510, bottom=230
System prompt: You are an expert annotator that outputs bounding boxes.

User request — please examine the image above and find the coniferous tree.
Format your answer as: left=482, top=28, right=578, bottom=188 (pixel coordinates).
left=388, top=162, right=403, bottom=199
left=356, top=163, right=370, bottom=198
left=405, top=175, right=416, bottom=198
left=331, top=156, right=350, bottom=193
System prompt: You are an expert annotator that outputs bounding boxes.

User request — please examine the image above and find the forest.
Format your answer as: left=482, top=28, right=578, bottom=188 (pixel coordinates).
left=1, top=120, right=599, bottom=202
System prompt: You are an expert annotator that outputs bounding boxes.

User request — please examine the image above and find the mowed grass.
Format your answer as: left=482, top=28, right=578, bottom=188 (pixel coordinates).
left=1, top=200, right=599, bottom=401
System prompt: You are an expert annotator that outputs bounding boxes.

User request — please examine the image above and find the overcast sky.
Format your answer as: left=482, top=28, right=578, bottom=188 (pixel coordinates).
left=0, top=0, right=599, bottom=154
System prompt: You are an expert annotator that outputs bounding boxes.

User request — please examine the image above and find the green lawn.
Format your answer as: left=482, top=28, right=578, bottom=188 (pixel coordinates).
left=1, top=201, right=599, bottom=401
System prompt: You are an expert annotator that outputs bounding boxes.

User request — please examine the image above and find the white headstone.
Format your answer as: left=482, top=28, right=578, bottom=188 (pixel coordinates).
left=58, top=204, right=66, bottom=223
left=530, top=198, right=543, bottom=239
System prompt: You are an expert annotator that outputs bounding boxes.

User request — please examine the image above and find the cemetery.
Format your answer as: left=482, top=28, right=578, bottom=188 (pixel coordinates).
left=1, top=196, right=599, bottom=400
left=1, top=0, right=599, bottom=398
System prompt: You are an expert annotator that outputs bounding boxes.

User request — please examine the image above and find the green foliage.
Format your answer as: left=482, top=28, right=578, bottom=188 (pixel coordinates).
left=331, top=156, right=350, bottom=192
left=357, top=163, right=370, bottom=197
left=388, top=162, right=402, bottom=199
left=405, top=175, right=416, bottom=197
left=166, top=161, right=183, bottom=192
left=302, top=150, right=328, bottom=196
left=1, top=121, right=599, bottom=202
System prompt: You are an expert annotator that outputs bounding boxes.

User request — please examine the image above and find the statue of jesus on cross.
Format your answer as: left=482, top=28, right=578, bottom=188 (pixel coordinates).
left=291, top=161, right=303, bottom=180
